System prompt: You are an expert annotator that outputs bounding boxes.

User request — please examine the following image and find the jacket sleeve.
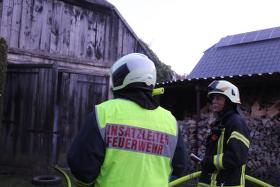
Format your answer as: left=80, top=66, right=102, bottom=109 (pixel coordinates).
left=171, top=127, right=187, bottom=178
left=212, top=114, right=250, bottom=171
left=67, top=109, right=106, bottom=186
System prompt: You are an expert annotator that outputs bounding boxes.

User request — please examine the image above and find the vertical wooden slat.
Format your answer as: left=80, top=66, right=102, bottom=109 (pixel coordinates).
left=46, top=68, right=55, bottom=164
left=109, top=13, right=119, bottom=62
left=32, top=69, right=40, bottom=156
left=122, top=28, right=130, bottom=54
left=128, top=31, right=136, bottom=53
left=30, top=0, right=44, bottom=50
left=85, top=11, right=97, bottom=59
left=67, top=73, right=74, bottom=137
left=76, top=9, right=87, bottom=57
left=72, top=7, right=82, bottom=57
left=104, top=14, right=112, bottom=62
left=72, top=73, right=80, bottom=131
left=82, top=80, right=88, bottom=114
left=51, top=68, right=60, bottom=164
left=34, top=69, right=44, bottom=160
left=19, top=0, right=33, bottom=49
left=95, top=13, right=105, bottom=61
left=9, top=0, right=22, bottom=48
left=122, top=28, right=128, bottom=54
left=39, top=0, right=53, bottom=51
left=68, top=6, right=77, bottom=57
left=19, top=70, right=31, bottom=154
left=60, top=4, right=72, bottom=55
left=50, top=0, right=63, bottom=53
left=117, top=19, right=124, bottom=58
left=122, top=28, right=136, bottom=54
left=58, top=72, right=71, bottom=162
left=57, top=3, right=71, bottom=56
left=29, top=71, right=38, bottom=155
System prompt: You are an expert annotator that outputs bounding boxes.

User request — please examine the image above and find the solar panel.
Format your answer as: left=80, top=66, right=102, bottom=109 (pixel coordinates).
left=242, top=31, right=258, bottom=43
left=229, top=33, right=245, bottom=45
left=270, top=27, right=280, bottom=38
left=216, top=36, right=231, bottom=47
left=255, top=28, right=273, bottom=41
left=216, top=26, right=280, bottom=48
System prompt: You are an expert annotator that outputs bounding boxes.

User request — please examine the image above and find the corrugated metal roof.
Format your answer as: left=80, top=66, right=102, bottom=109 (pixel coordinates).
left=187, top=27, right=280, bottom=79
left=156, top=72, right=280, bottom=87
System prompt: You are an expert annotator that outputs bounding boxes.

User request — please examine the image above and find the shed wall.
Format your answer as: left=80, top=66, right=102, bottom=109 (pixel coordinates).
left=0, top=0, right=149, bottom=173
left=0, top=65, right=109, bottom=172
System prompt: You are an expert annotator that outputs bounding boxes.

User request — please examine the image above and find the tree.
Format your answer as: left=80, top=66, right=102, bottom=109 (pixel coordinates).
left=140, top=40, right=177, bottom=83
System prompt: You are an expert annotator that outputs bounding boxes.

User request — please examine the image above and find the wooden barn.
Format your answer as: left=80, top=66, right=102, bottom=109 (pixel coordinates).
left=0, top=0, right=153, bottom=174
left=158, top=27, right=280, bottom=186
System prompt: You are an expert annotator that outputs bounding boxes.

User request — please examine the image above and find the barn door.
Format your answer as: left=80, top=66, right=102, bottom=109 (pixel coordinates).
left=54, top=71, right=109, bottom=166
left=0, top=67, right=55, bottom=172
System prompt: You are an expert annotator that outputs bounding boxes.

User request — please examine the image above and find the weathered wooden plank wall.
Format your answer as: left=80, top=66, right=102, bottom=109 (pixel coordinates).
left=0, top=65, right=109, bottom=170
left=1, top=0, right=147, bottom=64
left=116, top=18, right=142, bottom=58
left=0, top=67, right=55, bottom=169
left=56, top=72, right=108, bottom=165
left=0, top=0, right=114, bottom=62
left=0, top=0, right=149, bottom=172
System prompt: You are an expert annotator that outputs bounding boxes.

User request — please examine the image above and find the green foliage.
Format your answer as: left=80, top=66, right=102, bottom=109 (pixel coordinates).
left=140, top=40, right=177, bottom=83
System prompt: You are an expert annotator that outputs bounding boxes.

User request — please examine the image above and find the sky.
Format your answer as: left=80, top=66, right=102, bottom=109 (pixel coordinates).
left=107, top=0, right=280, bottom=75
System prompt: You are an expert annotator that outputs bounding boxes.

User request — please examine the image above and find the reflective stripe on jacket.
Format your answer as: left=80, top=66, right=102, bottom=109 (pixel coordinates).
left=95, top=99, right=178, bottom=187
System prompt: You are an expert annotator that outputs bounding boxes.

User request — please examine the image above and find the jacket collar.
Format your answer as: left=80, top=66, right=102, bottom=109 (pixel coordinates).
left=113, top=88, right=159, bottom=110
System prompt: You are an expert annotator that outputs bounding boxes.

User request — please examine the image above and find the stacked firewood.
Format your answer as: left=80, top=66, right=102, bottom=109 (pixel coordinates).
left=246, top=117, right=280, bottom=185
left=178, top=115, right=210, bottom=172
left=178, top=100, right=280, bottom=185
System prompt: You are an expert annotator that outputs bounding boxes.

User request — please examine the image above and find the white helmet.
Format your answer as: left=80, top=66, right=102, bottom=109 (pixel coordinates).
left=111, top=53, right=157, bottom=91
left=208, top=80, right=241, bottom=104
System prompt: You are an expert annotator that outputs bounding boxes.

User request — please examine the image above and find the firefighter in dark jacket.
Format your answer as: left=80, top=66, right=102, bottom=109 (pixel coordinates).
left=198, top=80, right=250, bottom=187
left=67, top=53, right=187, bottom=187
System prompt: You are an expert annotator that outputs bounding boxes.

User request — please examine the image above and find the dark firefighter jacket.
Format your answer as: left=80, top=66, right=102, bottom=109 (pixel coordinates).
left=198, top=109, right=250, bottom=187
left=67, top=87, right=187, bottom=186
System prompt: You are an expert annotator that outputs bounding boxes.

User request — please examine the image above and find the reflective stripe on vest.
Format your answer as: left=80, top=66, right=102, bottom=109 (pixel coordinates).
left=211, top=128, right=225, bottom=186
left=210, top=128, right=246, bottom=187
left=103, top=124, right=177, bottom=157
left=95, top=99, right=178, bottom=187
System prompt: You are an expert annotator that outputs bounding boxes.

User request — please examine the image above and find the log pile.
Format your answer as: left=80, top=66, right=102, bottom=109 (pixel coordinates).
left=246, top=117, right=280, bottom=185
left=178, top=99, right=280, bottom=185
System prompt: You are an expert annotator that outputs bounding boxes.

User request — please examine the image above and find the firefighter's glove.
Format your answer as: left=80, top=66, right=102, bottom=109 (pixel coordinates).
left=201, top=156, right=215, bottom=173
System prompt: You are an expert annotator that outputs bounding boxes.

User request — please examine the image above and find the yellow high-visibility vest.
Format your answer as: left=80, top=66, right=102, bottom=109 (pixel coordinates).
left=95, top=99, right=178, bottom=187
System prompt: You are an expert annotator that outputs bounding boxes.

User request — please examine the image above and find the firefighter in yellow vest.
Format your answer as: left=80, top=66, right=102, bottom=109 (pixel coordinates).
left=198, top=80, right=250, bottom=187
left=68, top=53, right=187, bottom=187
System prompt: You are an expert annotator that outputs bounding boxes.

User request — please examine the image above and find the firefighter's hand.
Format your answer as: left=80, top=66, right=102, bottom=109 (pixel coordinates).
left=201, top=157, right=215, bottom=173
